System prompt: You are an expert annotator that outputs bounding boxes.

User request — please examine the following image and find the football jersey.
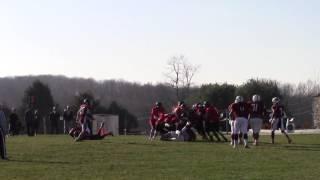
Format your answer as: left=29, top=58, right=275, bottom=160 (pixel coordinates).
left=150, top=106, right=165, bottom=120
left=205, top=106, right=220, bottom=123
left=250, top=101, right=265, bottom=118
left=272, top=104, right=284, bottom=118
left=78, top=104, right=88, bottom=123
left=230, top=102, right=250, bottom=119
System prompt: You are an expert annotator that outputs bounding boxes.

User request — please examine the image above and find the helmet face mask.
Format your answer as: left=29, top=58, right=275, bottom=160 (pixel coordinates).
left=235, top=96, right=244, bottom=103
left=272, top=97, right=280, bottom=104
left=155, top=102, right=162, bottom=107
left=178, top=101, right=185, bottom=107
left=203, top=101, right=210, bottom=107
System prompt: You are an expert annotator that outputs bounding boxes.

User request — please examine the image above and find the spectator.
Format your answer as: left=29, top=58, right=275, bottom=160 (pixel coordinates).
left=0, top=104, right=8, bottom=160
left=49, top=106, right=60, bottom=134
left=63, top=105, right=74, bottom=134
left=33, top=109, right=41, bottom=136
left=25, top=107, right=34, bottom=136
left=9, top=108, right=20, bottom=136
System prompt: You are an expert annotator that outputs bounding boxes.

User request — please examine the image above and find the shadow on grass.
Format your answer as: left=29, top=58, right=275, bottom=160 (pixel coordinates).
left=282, top=144, right=320, bottom=152
left=126, top=142, right=159, bottom=146
left=8, top=159, right=72, bottom=165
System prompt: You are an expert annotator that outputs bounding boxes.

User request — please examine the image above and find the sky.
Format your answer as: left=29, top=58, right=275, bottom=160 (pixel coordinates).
left=0, top=0, right=320, bottom=85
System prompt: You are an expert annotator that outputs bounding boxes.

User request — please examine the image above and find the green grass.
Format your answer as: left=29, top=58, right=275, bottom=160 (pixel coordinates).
left=1, top=134, right=320, bottom=180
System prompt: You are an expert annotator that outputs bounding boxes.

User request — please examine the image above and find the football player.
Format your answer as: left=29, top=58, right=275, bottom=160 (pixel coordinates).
left=74, top=99, right=94, bottom=142
left=230, top=96, right=251, bottom=148
left=249, top=94, right=265, bottom=146
left=149, top=102, right=165, bottom=140
left=203, top=101, right=228, bottom=142
left=270, top=97, right=292, bottom=144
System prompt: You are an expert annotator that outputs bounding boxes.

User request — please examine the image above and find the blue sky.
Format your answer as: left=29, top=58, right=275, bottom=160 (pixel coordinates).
left=0, top=0, right=320, bottom=85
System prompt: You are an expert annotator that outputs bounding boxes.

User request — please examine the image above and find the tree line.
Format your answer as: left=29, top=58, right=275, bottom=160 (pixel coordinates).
left=0, top=75, right=319, bottom=133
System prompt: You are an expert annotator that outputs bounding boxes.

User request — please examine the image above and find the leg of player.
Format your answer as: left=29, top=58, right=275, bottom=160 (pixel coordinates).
left=241, top=118, right=249, bottom=148
left=233, top=119, right=242, bottom=148
left=149, top=128, right=155, bottom=140
left=211, top=122, right=222, bottom=142
left=229, top=120, right=235, bottom=145
left=75, top=121, right=88, bottom=142
left=280, top=118, right=292, bottom=144
left=271, top=131, right=275, bottom=144
left=281, top=130, right=292, bottom=144
left=204, top=122, right=213, bottom=142
left=270, top=118, right=279, bottom=144
left=238, top=132, right=243, bottom=145
left=0, top=128, right=8, bottom=160
left=252, top=118, right=262, bottom=146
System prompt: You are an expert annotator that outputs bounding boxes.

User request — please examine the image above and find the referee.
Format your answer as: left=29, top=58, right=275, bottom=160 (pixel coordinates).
left=0, top=104, right=8, bottom=160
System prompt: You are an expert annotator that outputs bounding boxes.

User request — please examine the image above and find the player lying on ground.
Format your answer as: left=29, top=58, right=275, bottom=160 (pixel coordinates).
left=160, top=121, right=196, bottom=141
left=69, top=122, right=113, bottom=141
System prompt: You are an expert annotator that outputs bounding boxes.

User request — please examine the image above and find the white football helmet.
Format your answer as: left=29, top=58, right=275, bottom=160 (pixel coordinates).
left=272, top=97, right=280, bottom=104
left=235, top=96, right=244, bottom=103
left=252, top=94, right=261, bottom=102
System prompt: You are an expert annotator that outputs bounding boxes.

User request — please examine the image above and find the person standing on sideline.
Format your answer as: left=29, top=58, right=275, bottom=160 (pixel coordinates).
left=9, top=108, right=19, bottom=136
left=63, top=105, right=74, bottom=134
left=33, top=109, right=41, bottom=136
left=49, top=106, right=60, bottom=134
left=0, top=104, right=8, bottom=160
left=25, top=107, right=34, bottom=136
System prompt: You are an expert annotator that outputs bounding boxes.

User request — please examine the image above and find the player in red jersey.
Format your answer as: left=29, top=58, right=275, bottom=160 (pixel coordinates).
left=249, top=94, right=266, bottom=146
left=190, top=103, right=207, bottom=140
left=230, top=96, right=251, bottom=148
left=173, top=101, right=189, bottom=130
left=149, top=102, right=165, bottom=140
left=203, top=101, right=228, bottom=142
left=74, top=99, right=94, bottom=142
left=173, top=101, right=187, bottom=120
left=270, top=97, right=292, bottom=144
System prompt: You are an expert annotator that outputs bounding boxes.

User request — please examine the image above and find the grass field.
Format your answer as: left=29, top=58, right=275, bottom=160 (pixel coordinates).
left=1, top=134, right=320, bottom=180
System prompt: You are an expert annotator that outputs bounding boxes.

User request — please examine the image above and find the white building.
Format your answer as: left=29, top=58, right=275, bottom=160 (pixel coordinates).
left=92, top=114, right=119, bottom=135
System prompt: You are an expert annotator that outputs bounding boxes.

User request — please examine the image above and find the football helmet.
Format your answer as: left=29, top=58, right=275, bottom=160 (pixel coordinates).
left=252, top=94, right=261, bottom=102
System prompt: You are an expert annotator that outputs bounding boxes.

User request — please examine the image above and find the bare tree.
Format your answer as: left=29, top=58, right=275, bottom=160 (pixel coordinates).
left=164, top=55, right=199, bottom=101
